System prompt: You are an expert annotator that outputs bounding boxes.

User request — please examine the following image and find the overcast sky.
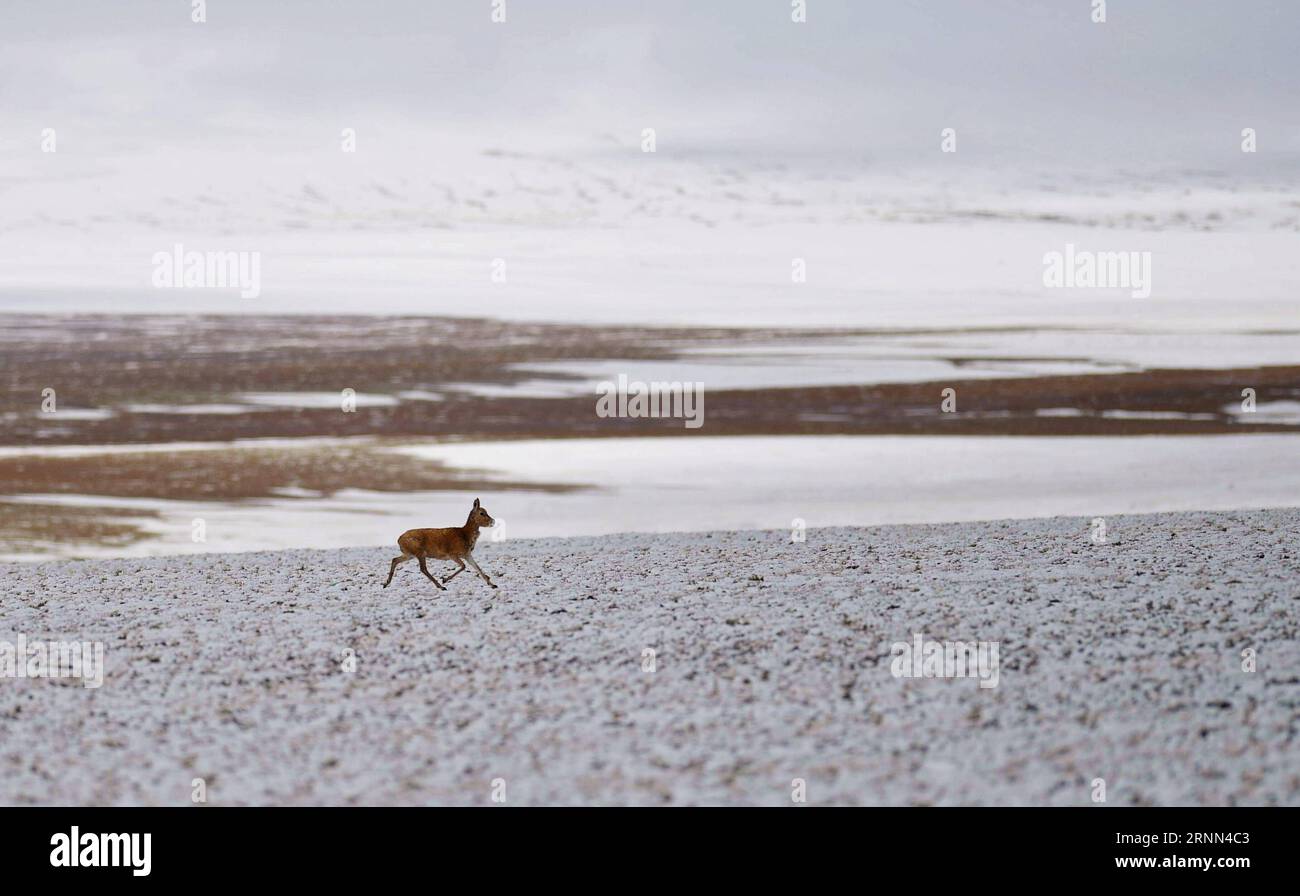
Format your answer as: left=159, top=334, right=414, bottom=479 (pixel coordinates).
left=2, top=0, right=1297, bottom=167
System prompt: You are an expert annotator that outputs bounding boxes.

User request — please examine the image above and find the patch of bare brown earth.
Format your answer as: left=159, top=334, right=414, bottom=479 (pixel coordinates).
left=2, top=313, right=1298, bottom=555
left=3, top=314, right=1297, bottom=445
left=0, top=501, right=157, bottom=554
left=0, top=443, right=576, bottom=502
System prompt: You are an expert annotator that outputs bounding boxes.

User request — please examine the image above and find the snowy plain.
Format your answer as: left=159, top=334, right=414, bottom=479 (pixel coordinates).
left=1, top=508, right=1295, bottom=806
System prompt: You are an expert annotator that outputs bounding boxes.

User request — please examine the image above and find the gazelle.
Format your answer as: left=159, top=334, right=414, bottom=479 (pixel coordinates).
left=382, top=498, right=499, bottom=590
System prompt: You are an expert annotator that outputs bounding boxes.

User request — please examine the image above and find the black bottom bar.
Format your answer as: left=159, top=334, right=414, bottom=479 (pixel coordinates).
left=0, top=807, right=1280, bottom=883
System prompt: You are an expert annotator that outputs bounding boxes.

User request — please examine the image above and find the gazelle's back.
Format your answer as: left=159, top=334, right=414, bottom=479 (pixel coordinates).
left=399, top=526, right=471, bottom=558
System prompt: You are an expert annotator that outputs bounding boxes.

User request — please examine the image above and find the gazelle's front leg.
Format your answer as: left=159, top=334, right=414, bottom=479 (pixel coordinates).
left=465, top=554, right=497, bottom=589
left=442, top=558, right=467, bottom=586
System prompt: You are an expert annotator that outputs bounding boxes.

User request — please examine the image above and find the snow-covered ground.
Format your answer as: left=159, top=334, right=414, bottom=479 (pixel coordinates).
left=6, top=196, right=1299, bottom=336
left=1, top=508, right=1296, bottom=806
left=4, top=140, right=1299, bottom=335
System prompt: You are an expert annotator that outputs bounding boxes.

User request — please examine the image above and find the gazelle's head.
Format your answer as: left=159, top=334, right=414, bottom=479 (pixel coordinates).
left=469, top=497, right=495, bottom=528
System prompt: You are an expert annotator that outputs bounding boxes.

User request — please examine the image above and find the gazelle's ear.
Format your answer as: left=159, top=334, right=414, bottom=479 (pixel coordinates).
left=473, top=498, right=480, bottom=509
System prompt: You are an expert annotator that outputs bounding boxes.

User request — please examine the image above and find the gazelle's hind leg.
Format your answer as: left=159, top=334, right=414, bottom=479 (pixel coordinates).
left=417, top=555, right=447, bottom=591
left=383, top=554, right=410, bottom=588
left=465, top=554, right=497, bottom=589
left=441, top=557, right=467, bottom=586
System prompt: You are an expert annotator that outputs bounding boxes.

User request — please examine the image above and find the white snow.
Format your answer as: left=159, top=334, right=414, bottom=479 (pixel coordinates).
left=1, top=508, right=1295, bottom=805
left=387, top=434, right=1300, bottom=536
left=1224, top=400, right=1300, bottom=426
left=238, top=392, right=400, bottom=409
left=122, top=404, right=265, bottom=415
left=37, top=408, right=116, bottom=421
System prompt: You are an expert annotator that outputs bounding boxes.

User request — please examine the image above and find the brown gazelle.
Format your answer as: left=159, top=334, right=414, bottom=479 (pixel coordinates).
left=382, top=498, right=499, bottom=590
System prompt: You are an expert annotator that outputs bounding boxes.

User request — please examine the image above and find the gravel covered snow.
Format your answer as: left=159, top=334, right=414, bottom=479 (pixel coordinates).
left=1, top=509, right=1297, bottom=806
